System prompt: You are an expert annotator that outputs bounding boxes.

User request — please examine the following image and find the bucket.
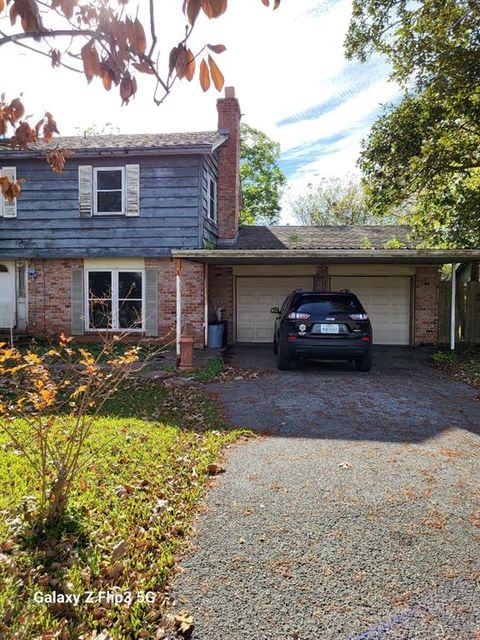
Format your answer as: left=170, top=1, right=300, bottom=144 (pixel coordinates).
left=208, top=322, right=224, bottom=348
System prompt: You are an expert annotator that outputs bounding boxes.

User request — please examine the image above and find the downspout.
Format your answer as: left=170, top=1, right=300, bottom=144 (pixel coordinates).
left=204, top=263, right=209, bottom=348
left=450, top=262, right=460, bottom=351
left=175, top=258, right=182, bottom=364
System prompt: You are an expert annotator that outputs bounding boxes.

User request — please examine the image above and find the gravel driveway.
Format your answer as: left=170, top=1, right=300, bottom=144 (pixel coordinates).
left=172, top=347, right=480, bottom=639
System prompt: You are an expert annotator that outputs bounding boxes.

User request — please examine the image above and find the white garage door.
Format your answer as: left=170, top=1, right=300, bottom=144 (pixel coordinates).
left=237, top=276, right=314, bottom=342
left=331, top=276, right=411, bottom=345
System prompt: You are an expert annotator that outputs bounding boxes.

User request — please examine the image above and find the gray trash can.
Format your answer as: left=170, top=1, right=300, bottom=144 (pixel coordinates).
left=208, top=322, right=224, bottom=348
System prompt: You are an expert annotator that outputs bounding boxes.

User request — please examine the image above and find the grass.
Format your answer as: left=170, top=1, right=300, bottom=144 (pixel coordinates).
left=192, top=357, right=224, bottom=383
left=0, top=379, right=242, bottom=639
left=431, top=347, right=480, bottom=391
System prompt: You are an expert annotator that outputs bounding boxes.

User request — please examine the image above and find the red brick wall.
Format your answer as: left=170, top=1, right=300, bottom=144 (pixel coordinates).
left=145, top=258, right=206, bottom=346
left=314, top=266, right=329, bottom=290
left=414, top=266, right=440, bottom=346
left=208, top=266, right=233, bottom=343
left=27, top=258, right=82, bottom=338
left=217, top=88, right=241, bottom=241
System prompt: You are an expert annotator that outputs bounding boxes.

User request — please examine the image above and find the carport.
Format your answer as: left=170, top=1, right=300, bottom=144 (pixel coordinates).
left=172, top=236, right=480, bottom=350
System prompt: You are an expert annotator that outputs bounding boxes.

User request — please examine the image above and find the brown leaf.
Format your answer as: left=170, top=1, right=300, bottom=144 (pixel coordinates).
left=43, top=112, right=59, bottom=141
left=81, top=43, right=100, bottom=83
left=175, top=610, right=194, bottom=635
left=60, top=0, right=77, bottom=19
left=132, top=60, right=154, bottom=75
left=133, top=17, right=146, bottom=54
left=199, top=58, right=210, bottom=92
left=0, top=0, right=5, bottom=13
left=175, top=47, right=190, bottom=79
left=207, top=55, right=224, bottom=91
left=206, top=462, right=225, bottom=475
left=184, top=0, right=201, bottom=25
left=111, top=539, right=129, bottom=562
left=185, top=49, right=195, bottom=81
left=50, top=48, right=61, bottom=68
left=120, top=71, right=137, bottom=104
left=46, top=149, right=73, bottom=173
left=207, top=43, right=226, bottom=54
left=169, top=46, right=180, bottom=78
left=202, top=0, right=227, bottom=18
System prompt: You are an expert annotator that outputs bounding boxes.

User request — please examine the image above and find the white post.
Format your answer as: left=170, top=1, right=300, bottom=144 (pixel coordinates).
left=175, top=259, right=182, bottom=362
left=450, top=262, right=459, bottom=351
left=204, top=263, right=209, bottom=348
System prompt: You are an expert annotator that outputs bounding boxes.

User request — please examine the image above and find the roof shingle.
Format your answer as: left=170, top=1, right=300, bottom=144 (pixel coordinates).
left=230, top=225, right=416, bottom=250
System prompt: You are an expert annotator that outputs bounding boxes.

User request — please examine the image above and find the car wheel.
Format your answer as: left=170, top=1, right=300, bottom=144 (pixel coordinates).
left=277, top=344, right=291, bottom=370
left=355, top=352, right=372, bottom=372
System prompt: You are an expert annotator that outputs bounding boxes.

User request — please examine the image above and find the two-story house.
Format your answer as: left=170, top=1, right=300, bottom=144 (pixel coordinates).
left=1, top=87, right=478, bottom=349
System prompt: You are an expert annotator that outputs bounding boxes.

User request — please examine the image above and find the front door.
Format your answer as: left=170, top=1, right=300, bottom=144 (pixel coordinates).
left=0, top=262, right=16, bottom=328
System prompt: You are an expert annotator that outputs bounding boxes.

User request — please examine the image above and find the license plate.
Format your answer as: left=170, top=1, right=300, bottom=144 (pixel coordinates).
left=320, top=324, right=339, bottom=334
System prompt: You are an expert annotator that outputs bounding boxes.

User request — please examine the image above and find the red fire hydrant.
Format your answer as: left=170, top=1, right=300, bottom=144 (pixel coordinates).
left=179, top=323, right=195, bottom=371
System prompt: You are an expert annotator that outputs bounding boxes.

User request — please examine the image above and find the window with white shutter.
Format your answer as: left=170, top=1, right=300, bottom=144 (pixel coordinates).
left=1, top=167, right=17, bottom=218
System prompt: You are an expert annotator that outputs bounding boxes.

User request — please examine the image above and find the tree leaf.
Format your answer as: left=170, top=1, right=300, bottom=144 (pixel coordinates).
left=203, top=0, right=227, bottom=18
left=207, top=43, right=226, bottom=54
left=199, top=58, right=210, bottom=91
left=185, top=49, right=195, bottom=82
left=185, top=0, right=201, bottom=25
left=207, top=55, right=224, bottom=91
left=81, top=44, right=100, bottom=83
left=133, top=17, right=146, bottom=54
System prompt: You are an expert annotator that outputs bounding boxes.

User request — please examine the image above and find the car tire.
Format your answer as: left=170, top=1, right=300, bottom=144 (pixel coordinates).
left=355, top=352, right=372, bottom=372
left=277, top=344, right=291, bottom=370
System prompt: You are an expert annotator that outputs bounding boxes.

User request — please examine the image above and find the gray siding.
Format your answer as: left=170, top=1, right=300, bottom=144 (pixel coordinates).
left=0, top=154, right=207, bottom=258
left=201, top=153, right=219, bottom=247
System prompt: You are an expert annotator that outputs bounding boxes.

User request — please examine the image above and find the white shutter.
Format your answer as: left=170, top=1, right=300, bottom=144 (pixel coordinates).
left=78, top=165, right=93, bottom=217
left=145, top=268, right=158, bottom=336
left=2, top=167, right=17, bottom=218
left=71, top=269, right=85, bottom=335
left=125, top=164, right=140, bottom=216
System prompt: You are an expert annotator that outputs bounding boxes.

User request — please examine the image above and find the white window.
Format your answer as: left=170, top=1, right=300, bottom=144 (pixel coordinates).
left=85, top=269, right=144, bottom=331
left=207, top=174, right=217, bottom=222
left=93, top=167, right=125, bottom=215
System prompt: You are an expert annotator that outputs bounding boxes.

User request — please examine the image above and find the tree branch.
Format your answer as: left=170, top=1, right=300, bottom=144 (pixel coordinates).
left=0, top=29, right=96, bottom=47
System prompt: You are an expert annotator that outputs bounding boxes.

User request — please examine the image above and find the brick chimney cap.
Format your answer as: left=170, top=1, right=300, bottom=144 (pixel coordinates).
left=224, top=86, right=236, bottom=98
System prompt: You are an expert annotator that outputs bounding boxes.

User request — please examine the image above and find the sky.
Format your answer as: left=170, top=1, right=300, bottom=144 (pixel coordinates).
left=1, top=0, right=401, bottom=223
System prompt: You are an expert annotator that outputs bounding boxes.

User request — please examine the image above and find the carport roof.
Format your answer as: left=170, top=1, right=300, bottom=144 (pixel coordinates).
left=172, top=248, right=480, bottom=265
left=172, top=225, right=480, bottom=265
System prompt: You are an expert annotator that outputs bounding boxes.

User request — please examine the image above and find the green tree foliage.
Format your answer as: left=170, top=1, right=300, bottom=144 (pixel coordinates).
left=345, top=0, right=480, bottom=247
left=240, top=123, right=286, bottom=225
left=291, top=174, right=395, bottom=225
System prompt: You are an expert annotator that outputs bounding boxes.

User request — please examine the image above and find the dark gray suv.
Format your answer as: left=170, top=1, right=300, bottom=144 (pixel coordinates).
left=271, top=290, right=373, bottom=371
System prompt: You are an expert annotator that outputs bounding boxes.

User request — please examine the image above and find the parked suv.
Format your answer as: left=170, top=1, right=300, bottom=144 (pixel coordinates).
left=271, top=290, right=372, bottom=371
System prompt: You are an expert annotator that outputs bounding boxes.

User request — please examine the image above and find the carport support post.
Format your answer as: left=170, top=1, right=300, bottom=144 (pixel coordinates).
left=450, top=262, right=460, bottom=351
left=204, top=263, right=209, bottom=347
left=175, top=258, right=182, bottom=365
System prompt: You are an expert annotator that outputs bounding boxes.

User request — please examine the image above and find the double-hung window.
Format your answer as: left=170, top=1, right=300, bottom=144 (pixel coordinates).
left=86, top=269, right=144, bottom=331
left=93, top=167, right=125, bottom=215
left=207, top=174, right=217, bottom=223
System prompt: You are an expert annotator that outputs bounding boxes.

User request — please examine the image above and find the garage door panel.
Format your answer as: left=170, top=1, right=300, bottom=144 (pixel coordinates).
left=236, top=276, right=313, bottom=343
left=331, top=276, right=411, bottom=345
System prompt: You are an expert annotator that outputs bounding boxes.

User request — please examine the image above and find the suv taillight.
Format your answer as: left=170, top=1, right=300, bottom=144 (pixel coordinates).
left=349, top=313, right=369, bottom=321
left=288, top=312, right=311, bottom=320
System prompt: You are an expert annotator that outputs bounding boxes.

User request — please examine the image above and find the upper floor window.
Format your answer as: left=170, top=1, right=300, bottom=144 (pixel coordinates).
left=208, top=174, right=217, bottom=223
left=79, top=164, right=139, bottom=217
left=94, top=167, right=125, bottom=215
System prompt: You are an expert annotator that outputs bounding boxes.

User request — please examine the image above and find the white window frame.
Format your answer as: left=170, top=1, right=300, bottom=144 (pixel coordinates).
left=207, top=174, right=217, bottom=223
left=84, top=268, right=145, bottom=332
left=93, top=167, right=125, bottom=216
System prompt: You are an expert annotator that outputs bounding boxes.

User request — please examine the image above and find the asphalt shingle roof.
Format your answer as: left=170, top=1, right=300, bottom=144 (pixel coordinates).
left=231, top=225, right=416, bottom=250
left=0, top=131, right=227, bottom=153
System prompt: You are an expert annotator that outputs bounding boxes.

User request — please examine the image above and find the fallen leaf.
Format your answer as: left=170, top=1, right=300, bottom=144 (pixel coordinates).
left=175, top=610, right=194, bottom=635
left=206, top=462, right=225, bottom=475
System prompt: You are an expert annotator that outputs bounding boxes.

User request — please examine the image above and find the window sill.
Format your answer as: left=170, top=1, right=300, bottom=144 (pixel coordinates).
left=203, top=215, right=218, bottom=227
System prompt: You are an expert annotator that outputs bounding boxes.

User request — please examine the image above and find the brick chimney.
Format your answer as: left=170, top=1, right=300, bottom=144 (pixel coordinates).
left=216, top=86, right=241, bottom=242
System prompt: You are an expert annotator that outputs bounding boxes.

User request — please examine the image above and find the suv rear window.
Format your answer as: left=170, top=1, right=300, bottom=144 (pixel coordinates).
left=292, top=294, right=363, bottom=315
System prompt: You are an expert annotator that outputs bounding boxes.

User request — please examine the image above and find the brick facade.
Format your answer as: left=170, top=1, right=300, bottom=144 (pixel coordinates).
left=208, top=266, right=234, bottom=343
left=414, top=266, right=440, bottom=346
left=216, top=87, right=241, bottom=242
left=27, top=258, right=82, bottom=338
left=144, top=258, right=206, bottom=346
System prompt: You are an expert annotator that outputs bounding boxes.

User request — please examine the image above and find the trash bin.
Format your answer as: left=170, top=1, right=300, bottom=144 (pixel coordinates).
left=208, top=322, right=224, bottom=348
left=220, top=320, right=229, bottom=346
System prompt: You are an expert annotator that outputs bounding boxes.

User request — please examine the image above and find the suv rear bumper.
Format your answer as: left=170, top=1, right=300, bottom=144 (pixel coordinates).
left=284, top=338, right=370, bottom=360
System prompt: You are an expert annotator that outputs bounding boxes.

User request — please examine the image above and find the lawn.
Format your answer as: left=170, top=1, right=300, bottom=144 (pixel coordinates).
left=0, top=378, right=242, bottom=640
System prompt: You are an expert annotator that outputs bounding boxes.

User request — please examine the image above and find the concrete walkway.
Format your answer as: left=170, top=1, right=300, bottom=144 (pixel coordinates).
left=172, top=347, right=480, bottom=639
